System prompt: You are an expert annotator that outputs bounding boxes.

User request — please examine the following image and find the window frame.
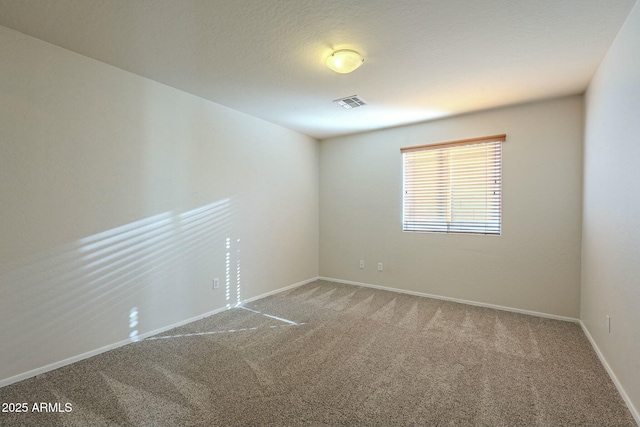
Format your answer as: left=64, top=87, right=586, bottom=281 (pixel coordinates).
left=401, top=134, right=505, bottom=236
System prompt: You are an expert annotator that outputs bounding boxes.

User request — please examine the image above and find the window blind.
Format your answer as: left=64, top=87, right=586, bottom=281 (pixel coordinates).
left=401, top=134, right=505, bottom=235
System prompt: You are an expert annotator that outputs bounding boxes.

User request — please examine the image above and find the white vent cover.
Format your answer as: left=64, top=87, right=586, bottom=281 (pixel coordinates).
left=333, top=95, right=366, bottom=109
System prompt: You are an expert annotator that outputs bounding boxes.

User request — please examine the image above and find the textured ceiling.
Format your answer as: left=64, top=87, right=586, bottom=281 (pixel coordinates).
left=0, top=0, right=636, bottom=139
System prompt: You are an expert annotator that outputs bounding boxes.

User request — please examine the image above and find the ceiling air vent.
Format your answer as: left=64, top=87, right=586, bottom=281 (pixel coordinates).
left=333, top=95, right=366, bottom=109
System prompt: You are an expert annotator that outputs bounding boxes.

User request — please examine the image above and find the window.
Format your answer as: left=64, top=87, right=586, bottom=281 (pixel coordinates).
left=401, top=134, right=505, bottom=235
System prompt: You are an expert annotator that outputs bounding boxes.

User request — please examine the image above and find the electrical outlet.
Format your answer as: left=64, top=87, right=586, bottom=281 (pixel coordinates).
left=606, top=315, right=610, bottom=333
left=359, top=260, right=364, bottom=269
left=213, top=278, right=219, bottom=289
left=377, top=262, right=383, bottom=272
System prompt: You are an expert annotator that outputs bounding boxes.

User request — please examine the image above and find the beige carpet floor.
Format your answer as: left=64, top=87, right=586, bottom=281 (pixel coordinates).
left=0, top=279, right=636, bottom=427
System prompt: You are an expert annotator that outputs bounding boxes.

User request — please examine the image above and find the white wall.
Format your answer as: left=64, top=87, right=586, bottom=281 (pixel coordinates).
left=320, top=96, right=583, bottom=319
left=582, top=2, right=640, bottom=420
left=0, top=26, right=319, bottom=384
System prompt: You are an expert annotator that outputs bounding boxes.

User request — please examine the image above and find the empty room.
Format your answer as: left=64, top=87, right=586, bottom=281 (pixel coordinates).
left=0, top=1, right=639, bottom=426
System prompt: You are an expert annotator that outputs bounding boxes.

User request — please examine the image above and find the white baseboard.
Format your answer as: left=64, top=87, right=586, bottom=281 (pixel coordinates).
left=240, top=276, right=318, bottom=304
left=580, top=321, right=640, bottom=426
left=319, top=276, right=579, bottom=323
left=0, top=276, right=319, bottom=389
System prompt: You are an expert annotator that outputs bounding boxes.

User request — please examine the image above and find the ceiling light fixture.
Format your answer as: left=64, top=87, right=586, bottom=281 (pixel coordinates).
left=325, top=49, right=364, bottom=74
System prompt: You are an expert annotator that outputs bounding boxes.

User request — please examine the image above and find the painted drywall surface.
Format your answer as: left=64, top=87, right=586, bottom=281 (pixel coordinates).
left=0, top=26, right=319, bottom=382
left=582, top=2, right=640, bottom=417
left=320, top=96, right=583, bottom=318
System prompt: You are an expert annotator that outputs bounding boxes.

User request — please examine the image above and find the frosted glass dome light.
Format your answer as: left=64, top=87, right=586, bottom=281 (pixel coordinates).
left=326, top=49, right=364, bottom=74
